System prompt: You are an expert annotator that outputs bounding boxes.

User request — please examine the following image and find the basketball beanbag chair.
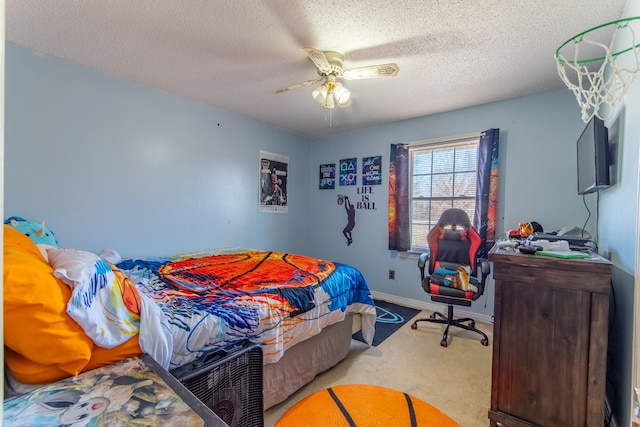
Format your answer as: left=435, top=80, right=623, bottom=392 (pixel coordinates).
left=276, top=384, right=460, bottom=427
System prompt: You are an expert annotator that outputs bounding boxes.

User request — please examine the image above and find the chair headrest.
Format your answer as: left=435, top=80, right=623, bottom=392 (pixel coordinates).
left=441, top=229, right=468, bottom=241
left=436, top=209, right=472, bottom=229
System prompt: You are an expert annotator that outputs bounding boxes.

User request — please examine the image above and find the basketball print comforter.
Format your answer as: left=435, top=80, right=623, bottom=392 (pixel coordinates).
left=117, top=249, right=376, bottom=369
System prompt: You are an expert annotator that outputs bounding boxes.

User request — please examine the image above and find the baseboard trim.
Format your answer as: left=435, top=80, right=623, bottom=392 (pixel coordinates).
left=371, top=291, right=494, bottom=325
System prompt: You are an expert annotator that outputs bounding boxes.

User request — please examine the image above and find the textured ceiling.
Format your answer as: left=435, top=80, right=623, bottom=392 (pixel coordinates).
left=6, top=0, right=628, bottom=138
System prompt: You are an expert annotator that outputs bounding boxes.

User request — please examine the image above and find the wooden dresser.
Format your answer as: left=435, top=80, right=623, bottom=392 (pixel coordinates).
left=488, top=246, right=612, bottom=427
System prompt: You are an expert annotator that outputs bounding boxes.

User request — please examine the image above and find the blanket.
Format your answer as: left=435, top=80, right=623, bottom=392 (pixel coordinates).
left=118, top=249, right=376, bottom=368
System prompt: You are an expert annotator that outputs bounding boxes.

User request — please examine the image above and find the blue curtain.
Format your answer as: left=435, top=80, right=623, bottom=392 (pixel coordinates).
left=474, top=129, right=500, bottom=258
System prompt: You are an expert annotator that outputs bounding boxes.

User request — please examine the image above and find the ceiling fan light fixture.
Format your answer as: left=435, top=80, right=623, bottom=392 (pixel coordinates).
left=333, top=83, right=351, bottom=107
left=323, top=92, right=335, bottom=109
left=312, top=82, right=334, bottom=109
left=312, top=84, right=328, bottom=102
left=312, top=77, right=351, bottom=109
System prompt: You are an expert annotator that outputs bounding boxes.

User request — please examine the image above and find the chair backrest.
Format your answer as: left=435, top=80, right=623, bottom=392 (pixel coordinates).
left=426, top=209, right=482, bottom=276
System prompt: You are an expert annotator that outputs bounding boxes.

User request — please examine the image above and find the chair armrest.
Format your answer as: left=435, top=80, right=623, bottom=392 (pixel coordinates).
left=468, top=258, right=491, bottom=300
left=478, top=258, right=491, bottom=281
left=418, top=253, right=430, bottom=280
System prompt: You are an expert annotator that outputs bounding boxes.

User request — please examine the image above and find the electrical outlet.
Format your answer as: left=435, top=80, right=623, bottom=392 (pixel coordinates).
left=388, top=270, right=395, bottom=280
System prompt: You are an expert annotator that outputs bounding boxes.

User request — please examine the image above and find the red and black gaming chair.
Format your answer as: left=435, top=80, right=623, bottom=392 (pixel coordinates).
left=410, top=208, right=491, bottom=347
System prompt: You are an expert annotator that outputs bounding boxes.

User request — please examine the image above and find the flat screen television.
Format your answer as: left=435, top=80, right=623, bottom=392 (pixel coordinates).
left=577, top=116, right=610, bottom=195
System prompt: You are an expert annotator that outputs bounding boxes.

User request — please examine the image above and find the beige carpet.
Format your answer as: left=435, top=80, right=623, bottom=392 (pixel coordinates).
left=264, top=309, right=493, bottom=427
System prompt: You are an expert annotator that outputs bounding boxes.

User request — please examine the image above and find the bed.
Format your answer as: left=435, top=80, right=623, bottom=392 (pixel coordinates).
left=3, top=224, right=376, bottom=410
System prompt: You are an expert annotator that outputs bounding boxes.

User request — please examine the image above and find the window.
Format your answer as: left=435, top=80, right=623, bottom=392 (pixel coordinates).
left=410, top=136, right=479, bottom=251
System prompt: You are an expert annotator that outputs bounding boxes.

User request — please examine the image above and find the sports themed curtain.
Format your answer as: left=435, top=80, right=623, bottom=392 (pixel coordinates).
left=388, top=144, right=410, bottom=251
left=474, top=129, right=500, bottom=258
left=387, top=129, right=499, bottom=255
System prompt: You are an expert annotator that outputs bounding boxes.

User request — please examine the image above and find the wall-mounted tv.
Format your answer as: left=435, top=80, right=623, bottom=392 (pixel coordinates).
left=577, top=116, right=610, bottom=195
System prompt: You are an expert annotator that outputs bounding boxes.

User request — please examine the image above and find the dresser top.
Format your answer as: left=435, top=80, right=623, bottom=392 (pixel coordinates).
left=489, top=244, right=612, bottom=274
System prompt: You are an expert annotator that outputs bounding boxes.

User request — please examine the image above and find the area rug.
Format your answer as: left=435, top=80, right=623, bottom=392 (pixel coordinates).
left=353, top=299, right=421, bottom=346
left=275, top=384, right=460, bottom=427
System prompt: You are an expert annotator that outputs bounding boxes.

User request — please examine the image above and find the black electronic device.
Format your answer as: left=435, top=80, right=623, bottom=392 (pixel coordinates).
left=171, top=341, right=263, bottom=427
left=519, top=245, right=540, bottom=254
left=577, top=116, right=610, bottom=195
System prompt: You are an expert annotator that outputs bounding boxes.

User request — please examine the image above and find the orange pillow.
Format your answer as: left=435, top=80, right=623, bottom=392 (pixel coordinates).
left=84, top=335, right=143, bottom=372
left=3, top=243, right=94, bottom=383
left=3, top=347, right=88, bottom=385
left=3, top=224, right=43, bottom=259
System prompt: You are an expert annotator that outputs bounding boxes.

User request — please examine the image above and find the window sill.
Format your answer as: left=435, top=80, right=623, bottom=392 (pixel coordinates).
left=395, top=249, right=429, bottom=260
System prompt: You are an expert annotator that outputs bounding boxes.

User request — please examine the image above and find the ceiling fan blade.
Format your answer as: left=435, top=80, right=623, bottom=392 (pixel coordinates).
left=304, top=47, right=331, bottom=74
left=342, top=63, right=399, bottom=80
left=272, top=77, right=323, bottom=95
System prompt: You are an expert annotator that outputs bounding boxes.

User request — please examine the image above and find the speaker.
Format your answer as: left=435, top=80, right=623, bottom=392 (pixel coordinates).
left=171, top=341, right=263, bottom=427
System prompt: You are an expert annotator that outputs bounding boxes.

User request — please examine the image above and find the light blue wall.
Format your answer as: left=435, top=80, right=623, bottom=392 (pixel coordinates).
left=598, top=2, right=640, bottom=426
left=5, top=43, right=311, bottom=258
left=600, top=96, right=638, bottom=427
left=307, top=89, right=588, bottom=319
left=600, top=1, right=640, bottom=273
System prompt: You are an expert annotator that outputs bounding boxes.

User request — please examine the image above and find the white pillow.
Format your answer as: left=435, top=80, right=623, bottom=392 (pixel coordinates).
left=36, top=243, right=56, bottom=262
left=47, top=248, right=140, bottom=348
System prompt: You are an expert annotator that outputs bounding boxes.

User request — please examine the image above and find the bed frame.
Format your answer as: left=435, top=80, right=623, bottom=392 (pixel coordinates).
left=263, top=314, right=357, bottom=409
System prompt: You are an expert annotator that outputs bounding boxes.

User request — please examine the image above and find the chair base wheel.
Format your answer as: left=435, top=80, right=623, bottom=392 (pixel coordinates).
left=410, top=305, right=490, bottom=348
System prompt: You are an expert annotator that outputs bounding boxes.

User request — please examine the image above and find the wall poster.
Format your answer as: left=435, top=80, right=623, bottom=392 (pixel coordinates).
left=362, top=155, right=382, bottom=185
left=259, top=150, right=288, bottom=213
left=339, top=158, right=357, bottom=186
left=319, top=163, right=336, bottom=189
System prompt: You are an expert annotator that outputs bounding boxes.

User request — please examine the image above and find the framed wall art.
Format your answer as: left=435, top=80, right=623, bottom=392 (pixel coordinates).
left=259, top=150, right=289, bottom=213
left=339, top=158, right=357, bottom=186
left=319, top=163, right=336, bottom=189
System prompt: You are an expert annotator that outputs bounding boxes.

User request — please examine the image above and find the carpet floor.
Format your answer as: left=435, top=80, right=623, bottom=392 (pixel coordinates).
left=264, top=307, right=494, bottom=427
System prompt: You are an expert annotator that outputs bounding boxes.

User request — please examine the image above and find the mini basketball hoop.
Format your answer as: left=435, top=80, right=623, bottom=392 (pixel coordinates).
left=555, top=16, right=640, bottom=122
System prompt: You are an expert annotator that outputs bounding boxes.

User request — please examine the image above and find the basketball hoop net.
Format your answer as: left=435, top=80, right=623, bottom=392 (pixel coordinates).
left=555, top=17, right=640, bottom=122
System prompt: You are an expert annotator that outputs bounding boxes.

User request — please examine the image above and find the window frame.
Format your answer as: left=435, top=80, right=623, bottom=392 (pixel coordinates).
left=408, top=133, right=482, bottom=252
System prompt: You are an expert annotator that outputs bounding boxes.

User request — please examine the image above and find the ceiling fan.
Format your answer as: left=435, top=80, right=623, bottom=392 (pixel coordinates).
left=273, top=47, right=399, bottom=109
